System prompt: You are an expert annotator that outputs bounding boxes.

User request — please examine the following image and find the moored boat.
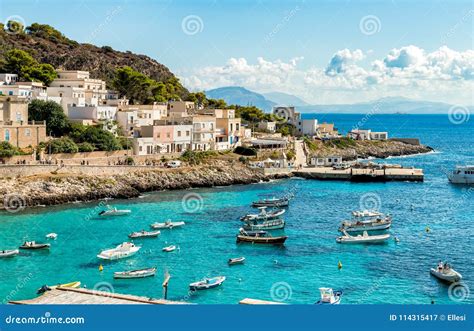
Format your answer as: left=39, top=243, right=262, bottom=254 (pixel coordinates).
left=228, top=257, right=245, bottom=265
left=151, top=220, right=185, bottom=229
left=236, top=228, right=288, bottom=245
left=243, top=219, right=285, bottom=231
left=114, top=267, right=157, bottom=279
left=339, top=211, right=392, bottom=232
left=98, top=205, right=131, bottom=217
left=447, top=165, right=474, bottom=184
left=252, top=197, right=289, bottom=208
left=336, top=230, right=390, bottom=244
left=37, top=281, right=81, bottom=294
left=430, top=262, right=462, bottom=283
left=19, top=241, right=50, bottom=250
left=128, top=230, right=161, bottom=239
left=189, top=276, right=226, bottom=290
left=46, top=233, right=58, bottom=239
left=0, top=249, right=19, bottom=258
left=162, top=245, right=176, bottom=252
left=97, top=242, right=140, bottom=260
left=240, top=207, right=286, bottom=222
left=315, top=288, right=343, bottom=304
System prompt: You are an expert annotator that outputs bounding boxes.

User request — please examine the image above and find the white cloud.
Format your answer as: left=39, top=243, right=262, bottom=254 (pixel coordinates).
left=181, top=46, right=474, bottom=105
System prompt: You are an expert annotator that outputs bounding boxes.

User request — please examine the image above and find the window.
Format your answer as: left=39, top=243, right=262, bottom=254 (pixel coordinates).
left=177, top=131, right=182, bottom=137
left=230, top=123, right=233, bottom=131
left=166, top=132, right=171, bottom=138
left=25, top=129, right=31, bottom=137
left=139, top=146, right=143, bottom=152
left=186, top=131, right=190, bottom=136
left=5, top=129, right=10, bottom=141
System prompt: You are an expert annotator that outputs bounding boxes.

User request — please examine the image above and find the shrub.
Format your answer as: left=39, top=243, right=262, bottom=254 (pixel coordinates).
left=45, top=137, right=78, bottom=154
left=77, top=142, right=95, bottom=152
left=234, top=146, right=257, bottom=156
left=0, top=141, right=20, bottom=158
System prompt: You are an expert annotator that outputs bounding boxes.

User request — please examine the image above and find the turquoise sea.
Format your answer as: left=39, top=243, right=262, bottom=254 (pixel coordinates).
left=0, top=114, right=472, bottom=304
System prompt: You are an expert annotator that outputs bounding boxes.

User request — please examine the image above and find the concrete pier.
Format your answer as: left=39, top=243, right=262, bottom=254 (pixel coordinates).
left=294, top=166, right=423, bottom=182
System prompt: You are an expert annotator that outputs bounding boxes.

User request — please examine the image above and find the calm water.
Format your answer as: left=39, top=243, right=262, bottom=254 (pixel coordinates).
left=0, top=114, right=472, bottom=304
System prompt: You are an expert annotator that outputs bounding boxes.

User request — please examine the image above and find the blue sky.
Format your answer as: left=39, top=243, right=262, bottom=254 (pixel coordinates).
left=1, top=0, right=473, bottom=104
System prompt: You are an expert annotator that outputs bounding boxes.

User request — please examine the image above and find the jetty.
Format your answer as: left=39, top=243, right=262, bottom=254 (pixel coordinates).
left=8, top=287, right=190, bottom=305
left=294, top=166, right=424, bottom=182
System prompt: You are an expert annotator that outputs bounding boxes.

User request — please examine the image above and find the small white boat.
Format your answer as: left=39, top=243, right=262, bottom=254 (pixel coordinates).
left=162, top=245, right=176, bottom=252
left=114, top=267, right=157, bottom=279
left=189, top=276, right=226, bottom=290
left=430, top=263, right=462, bottom=283
left=128, top=230, right=160, bottom=239
left=0, top=249, right=19, bottom=258
left=448, top=165, right=474, bottom=184
left=228, top=257, right=245, bottom=265
left=315, top=288, right=343, bottom=304
left=46, top=233, right=58, bottom=239
left=336, top=230, right=390, bottom=244
left=243, top=219, right=285, bottom=231
left=340, top=211, right=392, bottom=232
left=151, top=220, right=185, bottom=229
left=98, top=205, right=131, bottom=217
left=97, top=242, right=140, bottom=260
left=240, top=207, right=286, bottom=222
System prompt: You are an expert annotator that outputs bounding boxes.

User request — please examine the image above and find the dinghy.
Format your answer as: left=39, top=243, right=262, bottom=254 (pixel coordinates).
left=240, top=207, right=286, bottom=222
left=37, top=281, right=81, bottom=294
left=162, top=245, right=176, bottom=252
left=98, top=205, right=131, bottom=217
left=236, top=228, right=288, bottom=245
left=430, top=262, right=462, bottom=283
left=128, top=230, right=161, bottom=239
left=46, top=233, right=58, bottom=239
left=0, top=249, right=19, bottom=258
left=243, top=219, right=285, bottom=231
left=97, top=242, right=140, bottom=260
left=151, top=220, right=185, bottom=229
left=19, top=241, right=50, bottom=250
left=189, top=276, right=226, bottom=290
left=315, top=288, right=343, bottom=304
left=228, top=257, right=245, bottom=265
left=114, top=267, right=157, bottom=279
left=336, top=230, right=390, bottom=244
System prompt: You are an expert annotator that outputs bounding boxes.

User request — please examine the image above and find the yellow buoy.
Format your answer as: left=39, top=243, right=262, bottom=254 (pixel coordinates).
left=338, top=261, right=343, bottom=269
left=99, top=264, right=103, bottom=272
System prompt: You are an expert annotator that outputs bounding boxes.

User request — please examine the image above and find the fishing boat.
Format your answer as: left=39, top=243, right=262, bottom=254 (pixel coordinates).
left=447, top=165, right=474, bottom=184
left=228, top=257, right=245, bottom=265
left=189, top=276, right=226, bottom=290
left=243, top=219, right=285, bottom=231
left=336, top=230, right=390, bottom=244
left=0, top=249, right=19, bottom=258
left=430, top=262, right=463, bottom=283
left=339, top=210, right=392, bottom=232
left=114, top=267, right=157, bottom=279
left=151, top=220, right=185, bottom=229
left=236, top=228, right=288, bottom=245
left=162, top=245, right=176, bottom=252
left=97, top=242, right=140, bottom=260
left=19, top=241, right=50, bottom=250
left=315, top=288, right=343, bottom=304
left=37, top=281, right=81, bottom=294
left=98, top=205, right=131, bottom=217
left=240, top=207, right=286, bottom=222
left=251, top=197, right=289, bottom=208
left=46, top=233, right=58, bottom=239
left=128, top=230, right=161, bottom=239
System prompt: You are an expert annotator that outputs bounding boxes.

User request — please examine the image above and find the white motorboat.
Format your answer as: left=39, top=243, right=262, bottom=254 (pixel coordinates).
left=351, top=210, right=383, bottom=218
left=98, top=205, right=131, bottom=217
left=162, top=245, right=176, bottom=252
left=243, top=219, right=285, bottom=231
left=336, top=230, right=390, bottom=244
left=340, top=211, right=392, bottom=232
left=0, top=249, right=19, bottom=258
left=448, top=165, right=474, bottom=184
left=252, top=197, right=289, bottom=208
left=46, top=233, right=58, bottom=239
left=430, top=263, right=462, bottom=283
left=151, top=220, right=185, bottom=229
left=128, top=230, right=160, bottom=239
left=240, top=207, right=286, bottom=222
left=97, top=242, right=140, bottom=260
left=189, top=276, right=226, bottom=290
left=315, top=288, right=343, bottom=304
left=114, top=267, right=157, bottom=279
left=228, top=257, right=245, bottom=265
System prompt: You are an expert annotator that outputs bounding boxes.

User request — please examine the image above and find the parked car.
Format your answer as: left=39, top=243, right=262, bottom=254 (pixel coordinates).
left=167, top=160, right=182, bottom=168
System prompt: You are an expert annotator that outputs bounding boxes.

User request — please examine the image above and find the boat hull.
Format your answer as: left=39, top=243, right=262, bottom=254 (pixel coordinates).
left=114, top=268, right=156, bottom=279
left=228, top=257, right=245, bottom=265
left=243, top=220, right=285, bottom=231
left=430, top=268, right=462, bottom=283
left=0, top=249, right=19, bottom=257
left=19, top=244, right=50, bottom=250
left=341, top=222, right=391, bottom=232
left=336, top=234, right=390, bottom=244
left=237, top=235, right=287, bottom=244
left=189, top=277, right=226, bottom=290
left=252, top=201, right=289, bottom=208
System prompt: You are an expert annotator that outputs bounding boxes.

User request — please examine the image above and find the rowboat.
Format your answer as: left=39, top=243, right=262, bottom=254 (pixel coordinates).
left=240, top=207, right=286, bottom=222
left=236, top=228, right=288, bottom=245
left=228, top=257, right=245, bottom=265
left=46, top=233, right=58, bottom=239
left=189, top=276, right=226, bottom=290
left=151, top=220, right=185, bottom=229
left=336, top=230, right=390, bottom=244
left=252, top=197, right=289, bottom=208
left=98, top=205, right=131, bottom=217
left=315, top=288, right=343, bottom=304
left=430, top=262, right=462, bottom=283
left=37, top=281, right=81, bottom=294
left=114, top=267, right=157, bottom=279
left=19, top=241, right=50, bottom=250
left=128, top=230, right=161, bottom=239
left=97, top=242, right=140, bottom=260
left=243, top=219, right=285, bottom=231
left=339, top=210, right=392, bottom=232
left=0, top=249, right=19, bottom=258
left=162, top=245, right=176, bottom=252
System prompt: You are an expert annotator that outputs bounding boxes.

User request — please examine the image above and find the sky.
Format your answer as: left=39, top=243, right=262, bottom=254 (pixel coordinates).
left=1, top=0, right=473, bottom=105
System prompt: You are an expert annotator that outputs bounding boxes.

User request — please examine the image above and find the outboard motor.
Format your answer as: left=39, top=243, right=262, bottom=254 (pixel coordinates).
left=37, top=285, right=51, bottom=294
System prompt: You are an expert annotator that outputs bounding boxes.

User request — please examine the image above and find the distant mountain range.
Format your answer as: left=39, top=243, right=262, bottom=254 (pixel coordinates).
left=205, top=86, right=470, bottom=114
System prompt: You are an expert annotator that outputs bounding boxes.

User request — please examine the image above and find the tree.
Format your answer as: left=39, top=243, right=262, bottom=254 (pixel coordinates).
left=77, top=142, right=95, bottom=152
left=76, top=126, right=121, bottom=151
left=28, top=100, right=69, bottom=136
left=45, top=137, right=79, bottom=154
left=1, top=49, right=57, bottom=85
left=27, top=63, right=57, bottom=85
left=0, top=142, right=20, bottom=158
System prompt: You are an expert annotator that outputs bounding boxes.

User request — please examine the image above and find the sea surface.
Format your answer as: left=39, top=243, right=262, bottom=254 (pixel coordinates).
left=0, top=114, right=472, bottom=304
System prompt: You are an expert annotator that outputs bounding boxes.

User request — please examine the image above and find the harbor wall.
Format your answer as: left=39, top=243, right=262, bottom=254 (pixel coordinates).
left=389, top=138, right=420, bottom=145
